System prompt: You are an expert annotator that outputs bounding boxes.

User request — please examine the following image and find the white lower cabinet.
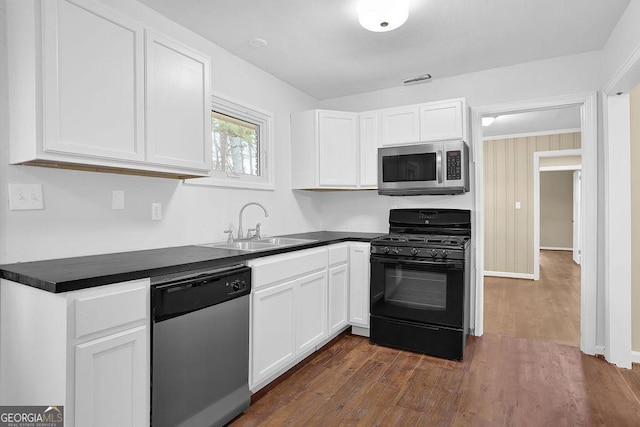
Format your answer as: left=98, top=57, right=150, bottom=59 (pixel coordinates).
left=0, top=278, right=150, bottom=427
left=248, top=248, right=328, bottom=391
left=349, top=243, right=371, bottom=332
left=328, top=243, right=350, bottom=335
left=248, top=242, right=371, bottom=391
left=251, top=280, right=296, bottom=385
left=75, top=327, right=147, bottom=427
left=328, top=263, right=349, bottom=334
left=295, top=271, right=328, bottom=353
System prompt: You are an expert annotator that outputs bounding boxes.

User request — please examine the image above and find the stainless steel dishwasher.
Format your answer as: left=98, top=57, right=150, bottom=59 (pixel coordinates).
left=151, top=264, right=251, bottom=427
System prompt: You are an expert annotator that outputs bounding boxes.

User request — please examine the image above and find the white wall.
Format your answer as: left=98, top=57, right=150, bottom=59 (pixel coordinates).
left=0, top=0, right=322, bottom=263
left=316, top=52, right=602, bottom=233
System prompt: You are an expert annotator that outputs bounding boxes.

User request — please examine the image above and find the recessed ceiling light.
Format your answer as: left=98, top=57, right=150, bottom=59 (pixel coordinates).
left=249, top=38, right=268, bottom=48
left=358, top=0, right=409, bottom=32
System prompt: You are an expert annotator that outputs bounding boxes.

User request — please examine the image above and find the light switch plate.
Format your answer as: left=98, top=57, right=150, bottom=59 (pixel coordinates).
left=112, top=190, right=125, bottom=210
left=515, top=201, right=521, bottom=210
left=8, top=183, right=44, bottom=210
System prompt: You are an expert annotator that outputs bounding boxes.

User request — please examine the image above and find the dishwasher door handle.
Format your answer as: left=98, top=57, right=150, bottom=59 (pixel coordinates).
left=166, top=283, right=193, bottom=293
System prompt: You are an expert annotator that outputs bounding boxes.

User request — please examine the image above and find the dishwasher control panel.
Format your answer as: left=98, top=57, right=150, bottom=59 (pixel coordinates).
left=226, top=279, right=248, bottom=295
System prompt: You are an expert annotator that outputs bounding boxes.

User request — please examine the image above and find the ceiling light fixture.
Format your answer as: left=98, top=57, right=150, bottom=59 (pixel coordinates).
left=482, top=117, right=496, bottom=127
left=249, top=38, right=268, bottom=48
left=358, top=0, right=409, bottom=32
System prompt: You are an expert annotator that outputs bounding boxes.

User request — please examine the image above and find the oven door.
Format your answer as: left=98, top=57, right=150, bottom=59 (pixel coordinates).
left=370, top=254, right=464, bottom=328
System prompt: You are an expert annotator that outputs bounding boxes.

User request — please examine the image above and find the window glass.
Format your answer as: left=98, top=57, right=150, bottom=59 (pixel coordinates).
left=211, top=111, right=259, bottom=176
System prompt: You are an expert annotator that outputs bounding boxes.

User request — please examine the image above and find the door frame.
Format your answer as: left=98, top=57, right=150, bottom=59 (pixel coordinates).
left=573, top=170, right=582, bottom=265
left=471, top=92, right=598, bottom=357
left=533, top=149, right=582, bottom=280
left=600, top=35, right=640, bottom=368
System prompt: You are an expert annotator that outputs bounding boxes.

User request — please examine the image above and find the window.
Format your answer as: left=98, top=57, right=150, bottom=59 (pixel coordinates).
left=188, top=93, right=274, bottom=190
left=212, top=111, right=260, bottom=176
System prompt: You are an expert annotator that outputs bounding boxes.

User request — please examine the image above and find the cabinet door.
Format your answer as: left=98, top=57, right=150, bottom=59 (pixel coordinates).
left=41, top=0, right=145, bottom=161
left=328, top=264, right=349, bottom=334
left=318, top=111, right=358, bottom=187
left=349, top=244, right=370, bottom=328
left=251, top=281, right=296, bottom=387
left=75, top=326, right=148, bottom=427
left=295, top=271, right=328, bottom=353
left=359, top=111, right=379, bottom=188
left=380, top=106, right=420, bottom=146
left=419, top=100, right=464, bottom=142
left=145, top=30, right=212, bottom=171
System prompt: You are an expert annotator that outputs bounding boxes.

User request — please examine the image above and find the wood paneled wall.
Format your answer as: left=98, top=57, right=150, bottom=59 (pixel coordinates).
left=484, top=132, right=581, bottom=275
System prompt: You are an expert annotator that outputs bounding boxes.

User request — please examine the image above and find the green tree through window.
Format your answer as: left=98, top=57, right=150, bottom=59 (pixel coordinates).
left=212, top=111, right=259, bottom=176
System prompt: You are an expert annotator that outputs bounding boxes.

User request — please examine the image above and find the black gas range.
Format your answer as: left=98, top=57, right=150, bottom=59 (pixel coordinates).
left=369, top=208, right=471, bottom=360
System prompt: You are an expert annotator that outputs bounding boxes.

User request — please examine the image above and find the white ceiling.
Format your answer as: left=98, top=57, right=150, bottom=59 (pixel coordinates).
left=137, top=0, right=630, bottom=100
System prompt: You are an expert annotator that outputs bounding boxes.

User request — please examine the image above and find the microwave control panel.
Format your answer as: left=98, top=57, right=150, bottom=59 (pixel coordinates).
left=446, top=150, right=462, bottom=180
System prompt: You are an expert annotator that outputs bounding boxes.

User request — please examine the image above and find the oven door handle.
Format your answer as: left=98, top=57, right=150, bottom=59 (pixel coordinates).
left=371, top=255, right=463, bottom=269
left=436, top=150, right=443, bottom=184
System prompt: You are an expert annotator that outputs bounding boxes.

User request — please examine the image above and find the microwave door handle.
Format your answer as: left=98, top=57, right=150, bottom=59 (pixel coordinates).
left=436, top=150, right=443, bottom=184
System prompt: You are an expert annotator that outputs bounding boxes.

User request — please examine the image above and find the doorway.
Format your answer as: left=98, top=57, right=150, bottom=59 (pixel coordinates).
left=471, top=93, right=598, bottom=356
left=482, top=126, right=583, bottom=346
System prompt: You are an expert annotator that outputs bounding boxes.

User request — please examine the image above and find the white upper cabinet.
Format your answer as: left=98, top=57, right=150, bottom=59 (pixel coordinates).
left=291, top=109, right=359, bottom=189
left=41, top=0, right=145, bottom=161
left=380, top=106, right=421, bottom=146
left=359, top=111, right=379, bottom=188
left=145, top=31, right=212, bottom=171
left=291, top=100, right=467, bottom=189
left=380, top=99, right=468, bottom=146
left=6, top=0, right=212, bottom=178
left=419, top=99, right=465, bottom=142
left=318, top=111, right=359, bottom=187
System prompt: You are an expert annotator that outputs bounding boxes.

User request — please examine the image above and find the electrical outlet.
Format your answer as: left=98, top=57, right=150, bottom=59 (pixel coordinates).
left=112, top=191, right=125, bottom=210
left=8, top=183, right=44, bottom=210
left=151, top=203, right=162, bottom=220
left=515, top=201, right=521, bottom=210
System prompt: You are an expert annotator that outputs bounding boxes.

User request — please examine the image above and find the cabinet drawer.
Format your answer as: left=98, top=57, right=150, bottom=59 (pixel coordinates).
left=249, top=248, right=327, bottom=289
left=75, top=280, right=148, bottom=339
left=328, top=244, right=349, bottom=265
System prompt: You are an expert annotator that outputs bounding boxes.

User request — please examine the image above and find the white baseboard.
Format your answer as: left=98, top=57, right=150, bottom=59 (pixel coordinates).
left=484, top=271, right=535, bottom=280
left=540, top=247, right=573, bottom=251
left=632, top=350, right=640, bottom=364
left=596, top=345, right=606, bottom=356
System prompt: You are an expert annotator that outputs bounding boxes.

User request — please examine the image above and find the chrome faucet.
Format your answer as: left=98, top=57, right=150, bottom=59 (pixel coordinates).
left=238, top=202, right=269, bottom=240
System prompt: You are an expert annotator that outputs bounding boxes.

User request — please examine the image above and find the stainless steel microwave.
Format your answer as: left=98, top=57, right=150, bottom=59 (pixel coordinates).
left=378, top=141, right=469, bottom=196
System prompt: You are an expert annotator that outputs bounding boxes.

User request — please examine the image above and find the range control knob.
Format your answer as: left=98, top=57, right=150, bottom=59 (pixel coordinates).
left=231, top=280, right=241, bottom=291
left=430, top=249, right=438, bottom=258
left=441, top=250, right=448, bottom=259
left=410, top=248, right=419, bottom=256
left=383, top=246, right=390, bottom=254
left=391, top=247, right=400, bottom=255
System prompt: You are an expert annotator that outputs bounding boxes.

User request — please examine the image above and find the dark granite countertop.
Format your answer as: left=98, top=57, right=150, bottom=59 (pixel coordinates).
left=0, top=231, right=382, bottom=293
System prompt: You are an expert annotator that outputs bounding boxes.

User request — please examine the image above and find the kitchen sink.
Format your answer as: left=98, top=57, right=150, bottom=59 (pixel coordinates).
left=200, top=241, right=278, bottom=251
left=255, top=237, right=317, bottom=245
left=199, top=237, right=317, bottom=252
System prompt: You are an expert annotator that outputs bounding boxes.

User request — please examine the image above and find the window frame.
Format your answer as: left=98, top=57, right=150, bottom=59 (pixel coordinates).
left=186, top=92, right=275, bottom=190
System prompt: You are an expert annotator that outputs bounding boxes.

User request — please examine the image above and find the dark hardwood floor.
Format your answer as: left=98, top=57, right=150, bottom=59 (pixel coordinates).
left=484, top=250, right=581, bottom=347
left=232, top=333, right=640, bottom=426
left=231, top=251, right=640, bottom=425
